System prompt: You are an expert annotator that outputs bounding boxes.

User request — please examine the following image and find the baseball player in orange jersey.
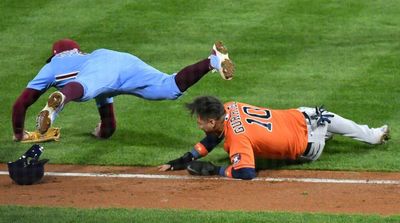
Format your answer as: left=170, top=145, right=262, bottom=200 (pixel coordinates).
left=158, top=96, right=390, bottom=180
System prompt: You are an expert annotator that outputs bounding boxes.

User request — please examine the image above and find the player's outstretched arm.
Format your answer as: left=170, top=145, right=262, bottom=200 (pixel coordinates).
left=12, top=88, right=43, bottom=141
left=185, top=161, right=256, bottom=180
left=158, top=134, right=222, bottom=171
left=158, top=152, right=195, bottom=171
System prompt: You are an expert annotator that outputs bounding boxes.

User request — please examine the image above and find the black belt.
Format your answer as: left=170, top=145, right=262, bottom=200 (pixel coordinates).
left=302, top=111, right=311, bottom=124
left=303, top=142, right=312, bottom=156
left=302, top=112, right=312, bottom=156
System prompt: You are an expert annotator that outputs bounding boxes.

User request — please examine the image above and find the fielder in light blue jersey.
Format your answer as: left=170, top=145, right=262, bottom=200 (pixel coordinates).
left=29, top=48, right=183, bottom=105
left=12, top=39, right=234, bottom=141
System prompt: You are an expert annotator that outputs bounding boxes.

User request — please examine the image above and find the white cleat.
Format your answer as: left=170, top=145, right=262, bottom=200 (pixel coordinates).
left=36, top=91, right=65, bottom=134
left=209, top=41, right=234, bottom=80
left=379, top=125, right=390, bottom=144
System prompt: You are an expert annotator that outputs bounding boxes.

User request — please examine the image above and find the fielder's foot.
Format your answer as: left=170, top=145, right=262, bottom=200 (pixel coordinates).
left=209, top=41, right=234, bottom=80
left=379, top=125, right=390, bottom=144
left=36, top=91, right=65, bottom=134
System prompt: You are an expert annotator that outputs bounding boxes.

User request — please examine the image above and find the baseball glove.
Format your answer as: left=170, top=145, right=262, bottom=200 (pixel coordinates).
left=187, top=160, right=220, bottom=176
left=20, top=127, right=61, bottom=143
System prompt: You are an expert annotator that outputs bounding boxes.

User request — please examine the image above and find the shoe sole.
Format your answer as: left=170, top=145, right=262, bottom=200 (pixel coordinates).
left=221, top=59, right=234, bottom=80
left=380, top=126, right=390, bottom=144
left=37, top=110, right=51, bottom=134
left=214, top=41, right=228, bottom=54
left=36, top=92, right=64, bottom=134
left=213, top=41, right=234, bottom=80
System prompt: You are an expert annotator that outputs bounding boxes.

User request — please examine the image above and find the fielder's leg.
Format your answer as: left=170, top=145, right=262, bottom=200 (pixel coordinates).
left=36, top=92, right=65, bottom=134
left=209, top=41, right=235, bottom=80
left=174, top=41, right=235, bottom=92
left=36, top=82, right=84, bottom=134
left=174, top=59, right=212, bottom=92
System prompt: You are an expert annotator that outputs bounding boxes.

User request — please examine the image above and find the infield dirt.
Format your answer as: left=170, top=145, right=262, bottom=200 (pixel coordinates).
left=1, top=164, right=399, bottom=215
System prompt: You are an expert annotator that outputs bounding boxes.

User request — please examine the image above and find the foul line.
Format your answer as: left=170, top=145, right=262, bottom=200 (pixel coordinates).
left=1, top=171, right=399, bottom=185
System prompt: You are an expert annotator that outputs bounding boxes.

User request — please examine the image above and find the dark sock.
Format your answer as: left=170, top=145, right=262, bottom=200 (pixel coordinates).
left=60, top=82, right=84, bottom=103
left=174, top=58, right=211, bottom=92
left=98, top=103, right=116, bottom=138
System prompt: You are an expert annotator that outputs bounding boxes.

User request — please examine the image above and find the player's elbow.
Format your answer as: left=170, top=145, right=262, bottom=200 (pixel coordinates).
left=232, top=168, right=256, bottom=180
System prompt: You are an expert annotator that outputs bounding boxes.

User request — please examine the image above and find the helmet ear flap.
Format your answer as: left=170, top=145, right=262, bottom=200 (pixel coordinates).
left=23, top=144, right=44, bottom=159
left=8, top=145, right=49, bottom=185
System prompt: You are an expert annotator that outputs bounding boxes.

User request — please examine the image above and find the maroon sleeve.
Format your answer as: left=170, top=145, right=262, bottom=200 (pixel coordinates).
left=12, top=88, right=43, bottom=140
left=97, top=103, right=116, bottom=138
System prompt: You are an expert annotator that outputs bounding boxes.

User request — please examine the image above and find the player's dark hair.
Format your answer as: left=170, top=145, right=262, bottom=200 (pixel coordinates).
left=185, top=96, right=225, bottom=120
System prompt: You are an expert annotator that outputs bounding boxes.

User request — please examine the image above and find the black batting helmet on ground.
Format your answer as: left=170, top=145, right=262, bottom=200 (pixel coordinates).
left=8, top=144, right=49, bottom=185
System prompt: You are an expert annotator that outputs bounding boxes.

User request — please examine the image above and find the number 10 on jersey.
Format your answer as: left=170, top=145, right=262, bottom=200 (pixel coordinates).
left=242, top=106, right=272, bottom=132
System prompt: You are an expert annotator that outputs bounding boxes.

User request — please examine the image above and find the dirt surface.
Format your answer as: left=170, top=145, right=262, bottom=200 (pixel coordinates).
left=1, top=163, right=399, bottom=215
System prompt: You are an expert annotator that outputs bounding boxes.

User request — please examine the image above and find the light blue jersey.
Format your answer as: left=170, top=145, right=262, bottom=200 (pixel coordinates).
left=27, top=49, right=182, bottom=106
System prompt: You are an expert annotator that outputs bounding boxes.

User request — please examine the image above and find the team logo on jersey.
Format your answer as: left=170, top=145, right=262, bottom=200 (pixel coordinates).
left=231, top=153, right=241, bottom=166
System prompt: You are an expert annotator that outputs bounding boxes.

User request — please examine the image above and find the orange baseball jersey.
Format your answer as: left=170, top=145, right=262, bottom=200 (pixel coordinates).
left=223, top=101, right=308, bottom=170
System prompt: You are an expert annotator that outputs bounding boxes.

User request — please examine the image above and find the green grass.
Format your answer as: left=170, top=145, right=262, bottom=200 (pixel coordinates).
left=0, top=206, right=399, bottom=223
left=1, top=0, right=398, bottom=170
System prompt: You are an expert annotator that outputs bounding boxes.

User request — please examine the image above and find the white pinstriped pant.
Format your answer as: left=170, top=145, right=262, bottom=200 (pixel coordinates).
left=297, top=107, right=384, bottom=161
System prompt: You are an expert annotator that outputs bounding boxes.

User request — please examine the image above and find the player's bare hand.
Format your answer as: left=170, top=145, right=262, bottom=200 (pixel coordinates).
left=157, top=164, right=172, bottom=171
left=13, top=134, right=21, bottom=142
left=91, top=122, right=101, bottom=138
left=13, top=131, right=29, bottom=142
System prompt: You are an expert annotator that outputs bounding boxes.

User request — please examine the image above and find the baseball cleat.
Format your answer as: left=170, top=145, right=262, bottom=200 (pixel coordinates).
left=379, top=125, right=390, bottom=144
left=209, top=41, right=234, bottom=80
left=36, top=91, right=65, bottom=134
